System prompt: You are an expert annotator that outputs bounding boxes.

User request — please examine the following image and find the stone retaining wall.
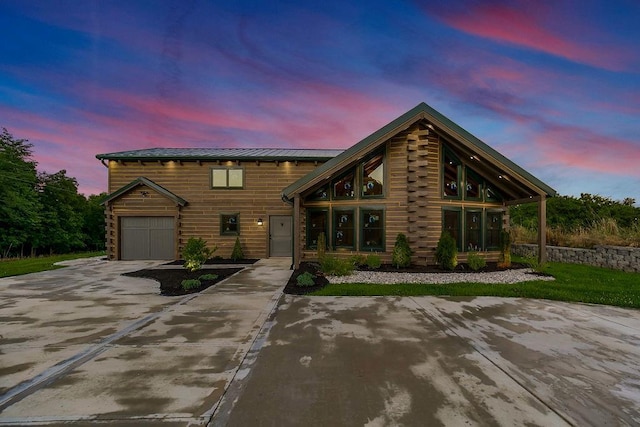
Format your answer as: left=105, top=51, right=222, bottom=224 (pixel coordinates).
left=512, top=244, right=639, bottom=273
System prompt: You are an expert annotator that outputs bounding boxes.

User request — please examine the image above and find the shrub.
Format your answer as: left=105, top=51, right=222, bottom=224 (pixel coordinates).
left=181, top=279, right=201, bottom=290
left=498, top=230, right=512, bottom=268
left=435, top=232, right=458, bottom=271
left=523, top=255, right=545, bottom=273
left=320, top=255, right=354, bottom=276
left=392, top=233, right=412, bottom=268
left=366, top=253, right=382, bottom=269
left=183, top=237, right=216, bottom=272
left=317, top=232, right=326, bottom=260
left=296, top=271, right=316, bottom=287
left=198, top=273, right=218, bottom=281
left=350, top=254, right=367, bottom=267
left=467, top=252, right=486, bottom=271
left=231, top=237, right=244, bottom=261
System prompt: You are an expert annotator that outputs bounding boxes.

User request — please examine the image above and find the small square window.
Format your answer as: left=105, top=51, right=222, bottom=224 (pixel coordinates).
left=211, top=168, right=244, bottom=189
left=221, top=213, right=239, bottom=235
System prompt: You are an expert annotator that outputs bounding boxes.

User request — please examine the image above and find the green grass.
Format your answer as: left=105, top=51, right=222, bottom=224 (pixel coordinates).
left=0, top=252, right=105, bottom=278
left=311, top=262, right=640, bottom=309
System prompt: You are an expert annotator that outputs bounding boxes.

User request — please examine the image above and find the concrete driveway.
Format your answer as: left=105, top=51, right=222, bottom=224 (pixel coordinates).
left=219, top=295, right=640, bottom=426
left=3, top=259, right=640, bottom=426
left=0, top=257, right=291, bottom=426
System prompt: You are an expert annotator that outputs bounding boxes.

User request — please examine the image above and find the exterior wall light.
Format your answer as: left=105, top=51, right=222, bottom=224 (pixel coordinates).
left=257, top=218, right=263, bottom=226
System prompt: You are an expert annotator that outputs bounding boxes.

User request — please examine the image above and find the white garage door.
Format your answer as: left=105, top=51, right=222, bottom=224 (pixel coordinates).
left=120, top=217, right=174, bottom=260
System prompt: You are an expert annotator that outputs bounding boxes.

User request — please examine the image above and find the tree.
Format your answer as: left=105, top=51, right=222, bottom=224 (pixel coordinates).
left=82, top=194, right=107, bottom=251
left=35, top=170, right=86, bottom=254
left=0, top=128, right=40, bottom=257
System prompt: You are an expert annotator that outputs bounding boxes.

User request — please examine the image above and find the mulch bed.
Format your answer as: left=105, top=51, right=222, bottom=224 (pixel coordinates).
left=283, top=261, right=530, bottom=295
left=162, top=259, right=258, bottom=266
left=124, top=267, right=242, bottom=296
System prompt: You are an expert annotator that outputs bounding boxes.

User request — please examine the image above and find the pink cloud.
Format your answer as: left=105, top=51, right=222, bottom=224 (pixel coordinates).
left=428, top=2, right=633, bottom=71
left=532, top=123, right=640, bottom=177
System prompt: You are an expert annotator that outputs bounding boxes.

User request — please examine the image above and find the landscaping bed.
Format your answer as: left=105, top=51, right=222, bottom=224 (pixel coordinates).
left=124, top=267, right=242, bottom=296
left=283, top=261, right=530, bottom=295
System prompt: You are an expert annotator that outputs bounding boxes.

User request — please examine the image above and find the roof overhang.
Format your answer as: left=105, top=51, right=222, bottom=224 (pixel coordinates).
left=282, top=102, right=556, bottom=202
left=101, top=177, right=187, bottom=207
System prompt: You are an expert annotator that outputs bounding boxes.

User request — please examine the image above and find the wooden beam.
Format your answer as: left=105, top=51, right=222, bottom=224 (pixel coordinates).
left=505, top=196, right=538, bottom=206
left=293, top=194, right=301, bottom=269
left=538, top=195, right=547, bottom=264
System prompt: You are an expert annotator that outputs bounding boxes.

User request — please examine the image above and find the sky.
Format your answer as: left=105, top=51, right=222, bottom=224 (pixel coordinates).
left=1, top=0, right=639, bottom=203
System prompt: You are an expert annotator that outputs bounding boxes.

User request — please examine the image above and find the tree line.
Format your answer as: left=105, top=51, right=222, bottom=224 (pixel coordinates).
left=510, top=194, right=639, bottom=230
left=1, top=128, right=105, bottom=258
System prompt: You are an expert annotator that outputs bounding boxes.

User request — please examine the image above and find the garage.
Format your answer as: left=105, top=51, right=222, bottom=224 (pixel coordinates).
left=120, top=216, right=175, bottom=260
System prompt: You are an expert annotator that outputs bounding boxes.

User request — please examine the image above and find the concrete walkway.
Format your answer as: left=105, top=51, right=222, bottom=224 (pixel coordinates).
left=0, top=258, right=292, bottom=425
left=221, top=295, right=640, bottom=426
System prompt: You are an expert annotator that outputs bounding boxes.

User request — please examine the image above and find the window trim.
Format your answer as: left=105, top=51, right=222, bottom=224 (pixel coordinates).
left=220, top=213, right=240, bottom=236
left=485, top=210, right=503, bottom=250
left=361, top=151, right=386, bottom=199
left=332, top=169, right=357, bottom=200
left=333, top=208, right=356, bottom=250
left=306, top=208, right=329, bottom=249
left=465, top=209, right=483, bottom=252
left=442, top=147, right=462, bottom=200
left=442, top=207, right=462, bottom=251
left=360, top=207, right=385, bottom=252
left=210, top=167, right=245, bottom=189
left=465, top=168, right=483, bottom=201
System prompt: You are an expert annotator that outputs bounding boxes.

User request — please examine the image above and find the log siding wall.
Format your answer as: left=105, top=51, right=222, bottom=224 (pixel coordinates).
left=105, top=160, right=319, bottom=260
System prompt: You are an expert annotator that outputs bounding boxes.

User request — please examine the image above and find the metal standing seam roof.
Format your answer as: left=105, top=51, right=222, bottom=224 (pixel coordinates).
left=96, top=148, right=344, bottom=161
left=282, top=102, right=557, bottom=200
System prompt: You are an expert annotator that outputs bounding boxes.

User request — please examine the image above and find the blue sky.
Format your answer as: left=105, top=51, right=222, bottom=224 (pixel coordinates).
left=1, top=0, right=639, bottom=202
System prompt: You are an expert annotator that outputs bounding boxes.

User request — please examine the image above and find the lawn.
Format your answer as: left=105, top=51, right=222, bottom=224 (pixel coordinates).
left=0, top=252, right=105, bottom=278
left=311, top=262, right=640, bottom=309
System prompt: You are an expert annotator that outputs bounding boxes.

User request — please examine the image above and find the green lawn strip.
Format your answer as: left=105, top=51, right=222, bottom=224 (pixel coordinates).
left=0, top=252, right=105, bottom=278
left=311, top=262, right=640, bottom=309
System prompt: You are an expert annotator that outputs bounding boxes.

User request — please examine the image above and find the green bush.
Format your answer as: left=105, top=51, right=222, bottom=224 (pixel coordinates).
left=435, top=232, right=458, bottom=271
left=320, top=255, right=354, bottom=276
left=317, top=232, right=326, bottom=260
left=498, top=230, right=512, bottom=268
left=231, top=237, right=244, bottom=261
left=391, top=233, right=412, bottom=268
left=366, top=253, right=382, bottom=269
left=181, top=279, right=201, bottom=290
left=467, top=252, right=486, bottom=271
left=296, top=271, right=316, bottom=287
left=350, top=254, right=367, bottom=267
left=183, top=237, right=216, bottom=272
left=198, top=273, right=219, bottom=281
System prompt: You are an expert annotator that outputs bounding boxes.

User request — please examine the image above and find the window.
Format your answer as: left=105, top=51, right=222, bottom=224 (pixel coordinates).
left=211, top=167, right=244, bottom=189
left=466, top=169, right=482, bottom=200
left=220, top=213, right=239, bottom=235
left=333, top=170, right=355, bottom=199
left=486, top=186, right=502, bottom=202
left=362, top=153, right=384, bottom=197
left=361, top=209, right=384, bottom=251
left=307, top=209, right=328, bottom=248
left=486, top=211, right=502, bottom=250
left=306, top=184, right=330, bottom=202
left=334, top=209, right=355, bottom=249
left=443, top=209, right=461, bottom=251
left=465, top=210, right=482, bottom=251
left=443, top=150, right=461, bottom=198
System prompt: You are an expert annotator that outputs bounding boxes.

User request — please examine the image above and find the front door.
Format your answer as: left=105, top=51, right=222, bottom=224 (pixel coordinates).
left=270, top=215, right=292, bottom=257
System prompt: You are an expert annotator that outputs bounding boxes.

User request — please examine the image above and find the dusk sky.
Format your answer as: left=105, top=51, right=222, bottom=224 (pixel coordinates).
left=1, top=1, right=639, bottom=202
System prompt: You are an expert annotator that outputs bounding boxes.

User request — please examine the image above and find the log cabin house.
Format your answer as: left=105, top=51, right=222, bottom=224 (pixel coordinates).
left=97, top=102, right=556, bottom=266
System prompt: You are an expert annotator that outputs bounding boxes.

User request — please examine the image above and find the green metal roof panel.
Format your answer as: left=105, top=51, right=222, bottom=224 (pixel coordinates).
left=96, top=148, right=343, bottom=161
left=102, top=177, right=187, bottom=206
left=282, top=102, right=556, bottom=199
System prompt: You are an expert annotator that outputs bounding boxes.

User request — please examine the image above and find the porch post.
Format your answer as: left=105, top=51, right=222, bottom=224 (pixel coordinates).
left=293, top=193, right=301, bottom=269
left=538, top=195, right=547, bottom=264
